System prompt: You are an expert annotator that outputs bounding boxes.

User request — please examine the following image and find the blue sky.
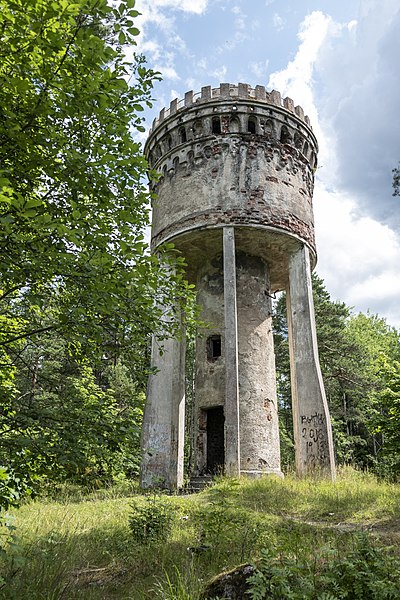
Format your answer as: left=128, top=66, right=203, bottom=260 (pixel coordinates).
left=135, top=0, right=400, bottom=328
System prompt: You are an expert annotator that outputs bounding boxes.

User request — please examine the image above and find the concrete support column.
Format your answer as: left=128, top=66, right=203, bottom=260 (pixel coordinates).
left=236, top=253, right=282, bottom=477
left=223, top=227, right=240, bottom=476
left=140, top=332, right=186, bottom=490
left=287, top=245, right=336, bottom=479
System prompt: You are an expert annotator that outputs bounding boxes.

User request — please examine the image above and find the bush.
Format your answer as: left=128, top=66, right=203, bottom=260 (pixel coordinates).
left=128, top=495, right=175, bottom=545
left=248, top=533, right=400, bottom=599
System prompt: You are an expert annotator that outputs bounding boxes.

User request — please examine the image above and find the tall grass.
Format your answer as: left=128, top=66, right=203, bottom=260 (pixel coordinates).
left=1, top=468, right=399, bottom=599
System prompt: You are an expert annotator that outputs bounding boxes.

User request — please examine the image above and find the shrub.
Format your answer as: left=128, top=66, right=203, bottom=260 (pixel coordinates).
left=128, top=495, right=175, bottom=545
left=248, top=533, right=400, bottom=599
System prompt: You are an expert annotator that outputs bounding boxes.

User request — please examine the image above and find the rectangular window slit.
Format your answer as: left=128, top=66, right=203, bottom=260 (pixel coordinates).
left=207, top=335, right=221, bottom=361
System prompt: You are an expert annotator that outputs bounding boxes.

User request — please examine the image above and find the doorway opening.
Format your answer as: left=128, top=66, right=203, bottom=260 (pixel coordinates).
left=205, top=406, right=225, bottom=474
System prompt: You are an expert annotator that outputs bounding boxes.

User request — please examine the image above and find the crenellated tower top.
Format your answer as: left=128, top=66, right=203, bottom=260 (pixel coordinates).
left=149, top=83, right=313, bottom=133
left=145, top=83, right=319, bottom=288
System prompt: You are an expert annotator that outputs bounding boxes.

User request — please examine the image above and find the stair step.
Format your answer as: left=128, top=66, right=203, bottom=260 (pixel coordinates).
left=184, top=474, right=215, bottom=494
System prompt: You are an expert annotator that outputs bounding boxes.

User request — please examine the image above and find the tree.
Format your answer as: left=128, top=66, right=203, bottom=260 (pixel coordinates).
left=0, top=0, right=196, bottom=503
left=393, top=163, right=400, bottom=196
left=1, top=328, right=147, bottom=488
left=0, top=0, right=193, bottom=352
left=345, top=313, right=400, bottom=473
left=375, top=359, right=400, bottom=477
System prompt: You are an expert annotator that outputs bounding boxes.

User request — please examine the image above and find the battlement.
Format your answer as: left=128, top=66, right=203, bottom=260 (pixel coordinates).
left=150, top=83, right=311, bottom=133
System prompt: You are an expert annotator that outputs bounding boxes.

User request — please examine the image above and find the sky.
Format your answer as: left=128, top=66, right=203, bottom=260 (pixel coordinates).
left=134, top=0, right=400, bottom=329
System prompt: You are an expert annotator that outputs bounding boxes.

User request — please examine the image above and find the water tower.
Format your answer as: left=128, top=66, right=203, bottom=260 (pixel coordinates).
left=140, top=83, right=335, bottom=489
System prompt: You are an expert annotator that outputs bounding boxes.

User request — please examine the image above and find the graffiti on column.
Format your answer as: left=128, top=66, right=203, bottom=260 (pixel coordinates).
left=300, top=412, right=329, bottom=467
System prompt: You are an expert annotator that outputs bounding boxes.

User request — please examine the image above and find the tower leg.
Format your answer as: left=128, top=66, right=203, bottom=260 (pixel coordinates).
left=223, top=227, right=241, bottom=476
left=140, top=333, right=186, bottom=490
left=236, top=253, right=282, bottom=478
left=287, top=245, right=336, bottom=479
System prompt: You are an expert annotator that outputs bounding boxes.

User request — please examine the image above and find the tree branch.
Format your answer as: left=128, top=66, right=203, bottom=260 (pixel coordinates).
left=0, top=325, right=58, bottom=346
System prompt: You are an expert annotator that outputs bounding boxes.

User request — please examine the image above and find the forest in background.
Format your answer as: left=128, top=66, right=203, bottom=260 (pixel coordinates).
left=1, top=0, right=400, bottom=522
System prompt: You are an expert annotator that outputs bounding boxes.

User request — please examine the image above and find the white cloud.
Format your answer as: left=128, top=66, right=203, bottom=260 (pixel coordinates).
left=314, top=2, right=400, bottom=228
left=314, top=184, right=400, bottom=326
left=232, top=4, right=246, bottom=30
left=268, top=12, right=331, bottom=122
left=185, top=77, right=196, bottom=89
left=217, top=31, right=247, bottom=52
left=347, top=19, right=357, bottom=32
left=135, top=0, right=206, bottom=97
left=212, top=65, right=227, bottom=80
left=138, top=0, right=208, bottom=15
left=250, top=59, right=270, bottom=79
left=198, top=57, right=208, bottom=70
left=156, top=66, right=180, bottom=80
left=140, top=39, right=162, bottom=61
left=272, top=13, right=284, bottom=31
left=267, top=8, right=400, bottom=327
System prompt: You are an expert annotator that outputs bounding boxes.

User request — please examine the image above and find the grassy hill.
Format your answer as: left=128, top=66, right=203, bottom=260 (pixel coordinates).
left=1, top=468, right=400, bottom=599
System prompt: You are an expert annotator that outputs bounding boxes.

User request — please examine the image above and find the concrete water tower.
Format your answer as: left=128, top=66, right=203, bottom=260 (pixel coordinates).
left=140, top=83, right=335, bottom=490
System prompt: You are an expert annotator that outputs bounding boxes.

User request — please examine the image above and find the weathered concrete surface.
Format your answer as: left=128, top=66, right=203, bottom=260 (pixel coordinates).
left=236, top=251, right=282, bottom=477
left=193, top=256, right=225, bottom=475
left=140, top=334, right=186, bottom=489
left=192, top=240, right=282, bottom=478
left=223, top=227, right=240, bottom=476
left=287, top=245, right=336, bottom=479
left=146, top=84, right=318, bottom=263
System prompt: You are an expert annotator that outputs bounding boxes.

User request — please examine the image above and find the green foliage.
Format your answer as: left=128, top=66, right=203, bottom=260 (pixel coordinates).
left=248, top=534, right=400, bottom=599
left=2, top=470, right=400, bottom=598
left=1, top=330, right=146, bottom=490
left=192, top=479, right=263, bottom=565
left=128, top=495, right=175, bottom=545
left=0, top=0, right=197, bottom=353
left=0, top=467, right=32, bottom=513
left=153, top=566, right=196, bottom=600
left=374, top=359, right=400, bottom=477
left=0, top=0, right=199, bottom=509
left=343, top=312, right=400, bottom=469
left=195, top=478, right=241, bottom=543
left=393, top=162, right=400, bottom=196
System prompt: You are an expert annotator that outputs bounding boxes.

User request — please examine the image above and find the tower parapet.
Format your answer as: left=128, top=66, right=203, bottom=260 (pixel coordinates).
left=149, top=83, right=313, bottom=132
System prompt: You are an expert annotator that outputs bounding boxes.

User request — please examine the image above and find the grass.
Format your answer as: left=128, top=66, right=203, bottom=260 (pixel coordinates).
left=1, top=468, right=400, bottom=599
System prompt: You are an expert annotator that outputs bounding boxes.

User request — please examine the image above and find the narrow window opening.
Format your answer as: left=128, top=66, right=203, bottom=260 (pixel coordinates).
left=207, top=335, right=222, bottom=361
left=194, top=120, right=203, bottom=136
left=212, top=117, right=221, bottom=134
left=264, top=119, right=273, bottom=138
left=230, top=117, right=240, bottom=133
left=179, top=127, right=187, bottom=143
left=294, top=132, right=303, bottom=150
left=247, top=117, right=256, bottom=134
left=280, top=126, right=291, bottom=144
